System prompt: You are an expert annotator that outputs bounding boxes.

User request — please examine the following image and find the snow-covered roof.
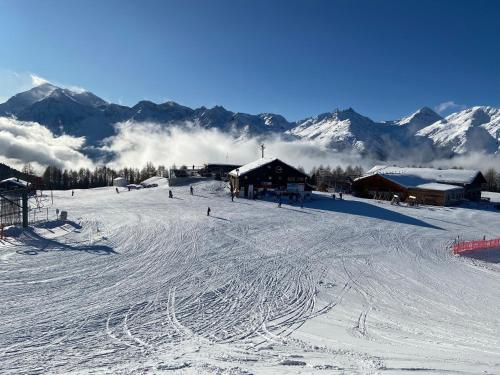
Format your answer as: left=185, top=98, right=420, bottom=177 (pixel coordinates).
left=415, top=183, right=464, bottom=192
left=229, top=157, right=276, bottom=176
left=0, top=177, right=29, bottom=188
left=364, top=166, right=481, bottom=186
left=113, top=177, right=127, bottom=181
left=229, top=158, right=307, bottom=177
left=140, top=176, right=168, bottom=186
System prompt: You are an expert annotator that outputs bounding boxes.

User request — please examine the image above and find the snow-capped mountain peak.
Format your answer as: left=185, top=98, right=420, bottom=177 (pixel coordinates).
left=287, top=108, right=387, bottom=155
left=416, top=106, right=500, bottom=154
left=46, top=87, right=108, bottom=107
left=394, top=106, right=442, bottom=131
left=0, top=83, right=58, bottom=114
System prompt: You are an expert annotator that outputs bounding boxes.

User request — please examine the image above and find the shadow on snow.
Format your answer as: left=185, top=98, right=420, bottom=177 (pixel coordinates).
left=306, top=196, right=443, bottom=230
left=460, top=248, right=500, bottom=264
left=14, top=225, right=116, bottom=256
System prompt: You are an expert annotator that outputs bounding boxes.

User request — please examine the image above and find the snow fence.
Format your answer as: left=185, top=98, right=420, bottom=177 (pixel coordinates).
left=453, top=238, right=500, bottom=254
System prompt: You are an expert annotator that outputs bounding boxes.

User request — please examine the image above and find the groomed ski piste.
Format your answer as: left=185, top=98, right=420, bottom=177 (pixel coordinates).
left=1, top=180, right=499, bottom=374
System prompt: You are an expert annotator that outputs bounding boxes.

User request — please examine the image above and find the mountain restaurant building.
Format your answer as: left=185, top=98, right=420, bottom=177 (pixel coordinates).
left=352, top=166, right=486, bottom=206
left=228, top=158, right=310, bottom=198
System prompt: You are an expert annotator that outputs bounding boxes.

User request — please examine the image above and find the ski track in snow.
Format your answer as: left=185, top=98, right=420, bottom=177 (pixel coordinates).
left=1, top=182, right=499, bottom=374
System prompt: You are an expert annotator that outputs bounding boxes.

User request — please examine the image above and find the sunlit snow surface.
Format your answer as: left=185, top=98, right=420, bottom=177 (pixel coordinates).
left=1, top=182, right=499, bottom=374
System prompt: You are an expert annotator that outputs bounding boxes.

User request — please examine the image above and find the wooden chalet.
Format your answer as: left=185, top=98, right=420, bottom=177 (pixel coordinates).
left=228, top=158, right=310, bottom=198
left=199, top=163, right=242, bottom=180
left=352, top=166, right=486, bottom=206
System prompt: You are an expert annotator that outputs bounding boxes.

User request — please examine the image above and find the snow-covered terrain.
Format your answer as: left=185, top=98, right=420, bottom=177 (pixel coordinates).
left=287, top=109, right=388, bottom=154
left=1, top=181, right=499, bottom=374
left=417, top=106, right=500, bottom=154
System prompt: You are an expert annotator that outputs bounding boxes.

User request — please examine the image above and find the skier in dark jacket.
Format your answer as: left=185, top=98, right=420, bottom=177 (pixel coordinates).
left=190, top=185, right=194, bottom=195
left=169, top=190, right=173, bottom=198
left=207, top=207, right=211, bottom=216
left=115, top=187, right=119, bottom=194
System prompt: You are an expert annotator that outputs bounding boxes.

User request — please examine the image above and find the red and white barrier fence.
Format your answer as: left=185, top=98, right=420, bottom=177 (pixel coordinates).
left=453, top=238, right=500, bottom=254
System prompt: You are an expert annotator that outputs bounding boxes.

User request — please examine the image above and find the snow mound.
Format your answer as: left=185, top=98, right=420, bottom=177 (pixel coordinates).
left=140, top=176, right=168, bottom=187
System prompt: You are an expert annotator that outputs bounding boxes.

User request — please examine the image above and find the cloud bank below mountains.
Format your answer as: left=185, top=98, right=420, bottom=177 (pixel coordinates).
left=102, top=121, right=365, bottom=171
left=1, top=117, right=498, bottom=175
left=0, top=117, right=93, bottom=171
left=102, top=120, right=499, bottom=172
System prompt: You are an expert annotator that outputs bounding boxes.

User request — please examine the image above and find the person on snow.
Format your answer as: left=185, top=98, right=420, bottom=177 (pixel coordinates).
left=72, top=190, right=74, bottom=196
left=339, top=192, right=343, bottom=200
left=190, top=185, right=194, bottom=195
left=207, top=207, right=211, bottom=216
left=332, top=193, right=336, bottom=200
left=169, top=190, right=173, bottom=198
left=115, top=187, right=119, bottom=194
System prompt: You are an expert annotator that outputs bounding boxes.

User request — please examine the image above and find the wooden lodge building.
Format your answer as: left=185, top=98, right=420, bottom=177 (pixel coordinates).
left=352, top=166, right=486, bottom=206
left=199, top=163, right=242, bottom=180
left=229, top=158, right=310, bottom=198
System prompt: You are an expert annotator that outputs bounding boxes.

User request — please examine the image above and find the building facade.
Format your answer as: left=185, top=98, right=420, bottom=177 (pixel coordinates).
left=229, top=158, right=309, bottom=198
left=352, top=166, right=485, bottom=206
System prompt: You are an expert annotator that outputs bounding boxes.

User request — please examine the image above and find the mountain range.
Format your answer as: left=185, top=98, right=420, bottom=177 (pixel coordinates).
left=1, top=83, right=499, bottom=162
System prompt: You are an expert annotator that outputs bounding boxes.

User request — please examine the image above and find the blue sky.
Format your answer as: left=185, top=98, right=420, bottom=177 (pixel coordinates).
left=0, top=0, right=499, bottom=121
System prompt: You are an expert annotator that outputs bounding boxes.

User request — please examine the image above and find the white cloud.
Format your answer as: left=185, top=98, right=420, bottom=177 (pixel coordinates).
left=102, top=120, right=499, bottom=175
left=102, top=121, right=365, bottom=172
left=0, top=116, right=93, bottom=172
left=0, top=70, right=87, bottom=104
left=30, top=73, right=87, bottom=93
left=30, top=73, right=49, bottom=86
left=434, top=101, right=466, bottom=115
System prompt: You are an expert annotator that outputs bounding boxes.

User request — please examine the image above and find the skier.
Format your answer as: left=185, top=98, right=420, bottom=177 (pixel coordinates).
left=207, top=207, right=211, bottom=216
left=332, top=193, right=336, bottom=200
left=169, top=190, right=173, bottom=199
left=340, top=192, right=343, bottom=200
left=115, top=187, right=119, bottom=194
left=72, top=190, right=74, bottom=196
left=190, top=185, right=194, bottom=195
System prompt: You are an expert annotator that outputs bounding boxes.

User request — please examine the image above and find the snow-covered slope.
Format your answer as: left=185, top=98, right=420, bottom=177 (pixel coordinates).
left=288, top=108, right=388, bottom=155
left=417, top=106, right=500, bottom=154
left=1, top=182, right=499, bottom=373
left=286, top=108, right=442, bottom=160
left=392, top=106, right=443, bottom=133
left=0, top=83, right=57, bottom=115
